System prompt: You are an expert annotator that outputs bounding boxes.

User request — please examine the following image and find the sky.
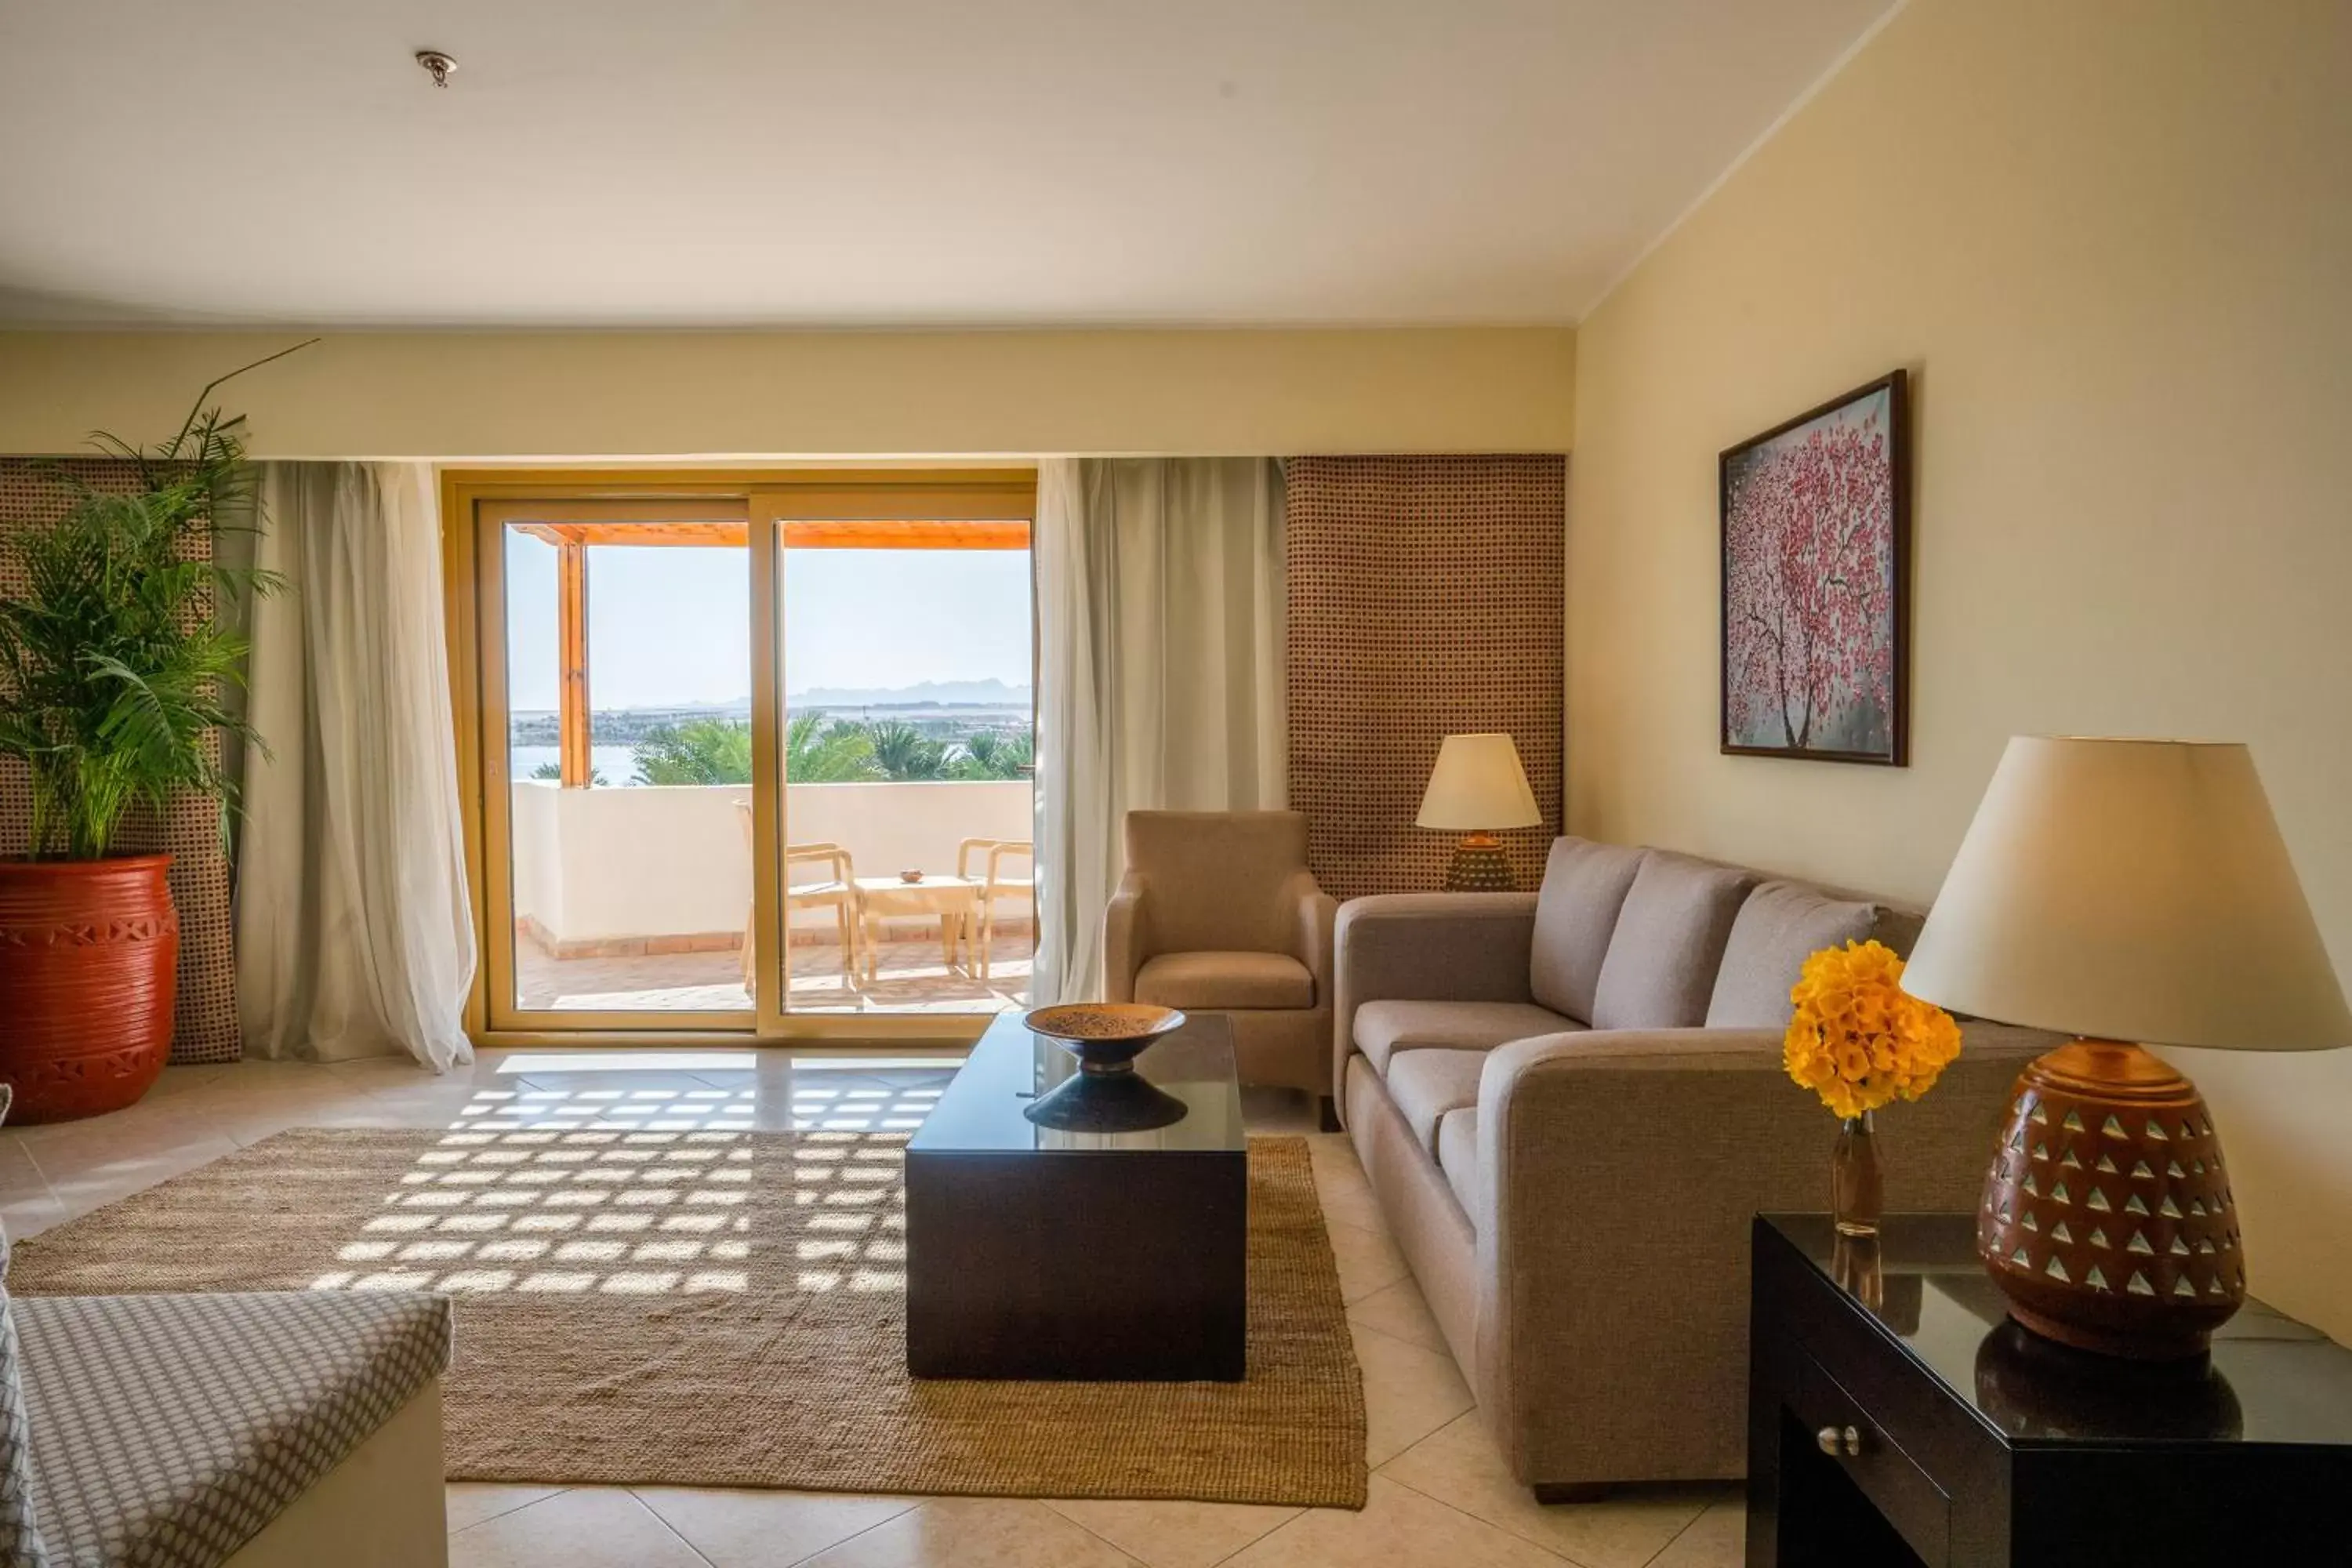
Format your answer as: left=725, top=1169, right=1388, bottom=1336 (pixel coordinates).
left=505, top=533, right=1033, bottom=712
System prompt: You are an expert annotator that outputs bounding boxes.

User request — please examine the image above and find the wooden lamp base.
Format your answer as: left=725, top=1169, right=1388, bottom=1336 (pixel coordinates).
left=1442, top=833, right=1516, bottom=891
left=1978, top=1039, right=2245, bottom=1360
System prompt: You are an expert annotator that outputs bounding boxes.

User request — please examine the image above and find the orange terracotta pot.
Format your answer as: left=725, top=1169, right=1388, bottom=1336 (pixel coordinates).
left=0, top=855, right=177, bottom=1123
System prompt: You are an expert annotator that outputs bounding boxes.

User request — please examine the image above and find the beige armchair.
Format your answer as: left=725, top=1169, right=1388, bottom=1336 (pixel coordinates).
left=1103, top=810, right=1337, bottom=1098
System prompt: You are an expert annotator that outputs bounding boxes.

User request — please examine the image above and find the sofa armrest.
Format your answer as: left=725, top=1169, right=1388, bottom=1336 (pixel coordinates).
left=1332, top=892, right=1537, bottom=1109
left=1102, top=871, right=1148, bottom=1004
left=1284, top=869, right=1338, bottom=1009
left=1470, top=1021, right=2049, bottom=1486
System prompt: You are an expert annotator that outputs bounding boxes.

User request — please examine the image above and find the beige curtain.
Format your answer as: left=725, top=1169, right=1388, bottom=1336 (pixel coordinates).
left=235, top=463, right=475, bottom=1069
left=1032, top=457, right=1287, bottom=1004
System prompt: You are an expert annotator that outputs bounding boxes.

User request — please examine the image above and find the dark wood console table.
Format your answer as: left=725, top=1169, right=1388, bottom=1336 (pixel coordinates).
left=1748, top=1213, right=2352, bottom=1566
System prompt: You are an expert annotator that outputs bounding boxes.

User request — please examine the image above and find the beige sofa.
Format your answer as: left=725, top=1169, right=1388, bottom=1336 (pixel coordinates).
left=1105, top=810, right=1337, bottom=1095
left=1332, top=837, right=2049, bottom=1495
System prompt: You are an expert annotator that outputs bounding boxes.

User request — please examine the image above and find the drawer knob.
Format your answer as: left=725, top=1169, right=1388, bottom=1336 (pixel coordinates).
left=1814, top=1424, right=1863, bottom=1457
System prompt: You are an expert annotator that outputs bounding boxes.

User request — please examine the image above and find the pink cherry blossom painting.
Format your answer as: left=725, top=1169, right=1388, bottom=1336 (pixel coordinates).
left=1720, top=370, right=1909, bottom=765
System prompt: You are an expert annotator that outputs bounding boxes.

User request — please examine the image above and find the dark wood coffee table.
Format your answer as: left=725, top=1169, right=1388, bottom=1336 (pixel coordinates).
left=905, top=1011, right=1247, bottom=1381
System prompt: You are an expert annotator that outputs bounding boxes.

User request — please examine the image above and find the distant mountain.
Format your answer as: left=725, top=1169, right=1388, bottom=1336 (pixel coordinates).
left=788, top=678, right=1032, bottom=709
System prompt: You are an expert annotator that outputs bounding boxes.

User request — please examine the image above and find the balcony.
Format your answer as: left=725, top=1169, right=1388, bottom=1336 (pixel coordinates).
left=510, top=778, right=1033, bottom=1014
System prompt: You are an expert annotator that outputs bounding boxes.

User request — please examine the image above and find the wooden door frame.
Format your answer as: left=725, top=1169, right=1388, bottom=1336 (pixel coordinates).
left=441, top=467, right=1039, bottom=1048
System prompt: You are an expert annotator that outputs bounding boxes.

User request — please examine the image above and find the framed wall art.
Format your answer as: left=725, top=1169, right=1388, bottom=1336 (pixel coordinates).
left=1720, top=369, right=1909, bottom=765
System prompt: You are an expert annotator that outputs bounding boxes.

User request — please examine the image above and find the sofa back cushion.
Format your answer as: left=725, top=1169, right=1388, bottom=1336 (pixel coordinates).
left=1588, top=852, right=1759, bottom=1029
left=1704, top=880, right=1883, bottom=1029
left=1528, top=838, right=1647, bottom=1022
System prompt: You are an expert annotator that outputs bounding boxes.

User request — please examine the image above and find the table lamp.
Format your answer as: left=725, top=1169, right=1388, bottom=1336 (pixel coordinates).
left=1901, top=737, right=2351, bottom=1359
left=1417, top=733, right=1542, bottom=891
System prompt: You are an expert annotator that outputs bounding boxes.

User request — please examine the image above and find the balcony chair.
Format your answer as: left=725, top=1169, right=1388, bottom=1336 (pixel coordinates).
left=735, top=803, right=859, bottom=991
left=956, top=837, right=1034, bottom=982
left=1103, top=810, right=1337, bottom=1101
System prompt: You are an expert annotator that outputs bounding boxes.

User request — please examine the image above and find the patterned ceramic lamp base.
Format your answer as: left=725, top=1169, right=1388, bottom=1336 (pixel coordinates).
left=1442, top=837, right=1517, bottom=892
left=1977, top=1039, right=2245, bottom=1360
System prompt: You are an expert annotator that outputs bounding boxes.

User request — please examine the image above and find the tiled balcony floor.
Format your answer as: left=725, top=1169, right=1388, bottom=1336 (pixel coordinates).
left=1, top=1051, right=1739, bottom=1568
left=515, top=933, right=1034, bottom=1014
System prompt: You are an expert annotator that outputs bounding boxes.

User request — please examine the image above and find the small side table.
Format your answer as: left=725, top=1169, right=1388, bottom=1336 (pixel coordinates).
left=1748, top=1214, right=2352, bottom=1566
left=851, top=876, right=980, bottom=982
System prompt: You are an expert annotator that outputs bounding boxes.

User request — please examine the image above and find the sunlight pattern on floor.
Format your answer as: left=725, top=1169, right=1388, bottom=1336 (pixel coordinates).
left=301, top=1081, right=940, bottom=1300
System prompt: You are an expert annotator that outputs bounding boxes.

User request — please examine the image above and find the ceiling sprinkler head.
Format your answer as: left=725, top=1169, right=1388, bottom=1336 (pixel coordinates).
left=415, top=50, right=457, bottom=89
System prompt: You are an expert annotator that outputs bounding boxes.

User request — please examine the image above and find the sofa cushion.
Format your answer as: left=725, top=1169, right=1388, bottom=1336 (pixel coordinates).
left=17, top=1290, right=450, bottom=1568
left=1383, top=1049, right=1488, bottom=1152
left=1135, top=950, right=1314, bottom=1010
left=1529, top=838, right=1648, bottom=1022
left=1436, top=1108, right=1483, bottom=1227
left=1589, top=852, right=1759, bottom=1030
left=1353, top=1000, right=1581, bottom=1075
left=1705, top=880, right=1883, bottom=1029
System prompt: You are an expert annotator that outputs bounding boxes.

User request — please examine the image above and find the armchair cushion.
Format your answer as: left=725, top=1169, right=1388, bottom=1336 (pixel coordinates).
left=1135, top=951, right=1314, bottom=1011
left=1354, top=1000, right=1581, bottom=1074
left=1588, top=853, right=1758, bottom=1030
left=1704, top=880, right=1882, bottom=1029
left=1384, top=1048, right=1488, bottom=1151
left=1528, top=838, right=1648, bottom=1022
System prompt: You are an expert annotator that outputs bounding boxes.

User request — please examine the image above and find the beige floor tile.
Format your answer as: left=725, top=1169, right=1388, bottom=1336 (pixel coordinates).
left=0, top=1189, right=65, bottom=1242
left=1379, top=1414, right=1721, bottom=1568
left=1352, top=1321, right=1476, bottom=1467
left=445, top=1483, right=567, bottom=1534
left=1042, top=1497, right=1301, bottom=1568
left=802, top=1497, right=1141, bottom=1566
left=1226, top=1475, right=1569, bottom=1568
left=1347, top=1277, right=1452, bottom=1357
left=1316, top=1176, right=1389, bottom=1236
left=1645, top=1497, right=1745, bottom=1568
left=449, top=1486, right=710, bottom=1567
left=1326, top=1218, right=1411, bottom=1305
left=637, top=1486, right=916, bottom=1567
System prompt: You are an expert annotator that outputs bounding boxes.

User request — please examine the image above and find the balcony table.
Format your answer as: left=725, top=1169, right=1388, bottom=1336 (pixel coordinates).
left=851, top=874, right=982, bottom=982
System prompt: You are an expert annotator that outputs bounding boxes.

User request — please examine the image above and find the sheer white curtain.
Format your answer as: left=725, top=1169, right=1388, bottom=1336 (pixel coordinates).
left=236, top=463, right=476, bottom=1069
left=1033, top=457, right=1287, bottom=1004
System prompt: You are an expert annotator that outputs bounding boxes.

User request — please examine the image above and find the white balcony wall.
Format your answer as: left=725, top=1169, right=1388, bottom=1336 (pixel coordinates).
left=511, top=779, right=1033, bottom=944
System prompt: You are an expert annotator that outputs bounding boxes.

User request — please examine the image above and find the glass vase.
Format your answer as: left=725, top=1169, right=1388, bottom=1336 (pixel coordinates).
left=1831, top=1110, right=1884, bottom=1238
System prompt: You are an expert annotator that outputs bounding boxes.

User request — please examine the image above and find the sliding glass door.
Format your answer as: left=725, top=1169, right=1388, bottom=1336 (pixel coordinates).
left=454, top=473, right=1035, bottom=1044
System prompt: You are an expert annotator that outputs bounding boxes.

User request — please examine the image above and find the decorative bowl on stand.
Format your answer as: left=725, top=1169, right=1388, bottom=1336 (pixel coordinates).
left=1021, top=1004, right=1187, bottom=1074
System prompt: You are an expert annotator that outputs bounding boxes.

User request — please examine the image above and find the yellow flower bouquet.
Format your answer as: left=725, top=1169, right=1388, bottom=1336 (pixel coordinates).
left=1784, top=939, right=1963, bottom=1239
left=1784, top=939, right=1963, bottom=1119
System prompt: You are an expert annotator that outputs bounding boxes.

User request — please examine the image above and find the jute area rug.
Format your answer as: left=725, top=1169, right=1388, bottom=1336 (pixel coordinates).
left=10, top=1127, right=1365, bottom=1508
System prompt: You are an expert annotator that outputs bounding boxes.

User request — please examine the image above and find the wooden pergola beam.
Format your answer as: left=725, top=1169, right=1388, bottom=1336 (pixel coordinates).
left=510, top=517, right=1030, bottom=550
left=557, top=539, right=591, bottom=789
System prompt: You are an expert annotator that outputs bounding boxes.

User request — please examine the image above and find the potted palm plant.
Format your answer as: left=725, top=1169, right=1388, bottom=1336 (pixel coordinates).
left=0, top=365, right=289, bottom=1122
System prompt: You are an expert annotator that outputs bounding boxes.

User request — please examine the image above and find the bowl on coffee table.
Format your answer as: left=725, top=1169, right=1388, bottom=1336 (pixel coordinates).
left=1021, top=1003, right=1187, bottom=1074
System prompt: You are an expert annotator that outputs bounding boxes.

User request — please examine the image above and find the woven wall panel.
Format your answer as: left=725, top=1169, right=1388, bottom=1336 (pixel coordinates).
left=1285, top=455, right=1566, bottom=900
left=0, top=459, right=241, bottom=1063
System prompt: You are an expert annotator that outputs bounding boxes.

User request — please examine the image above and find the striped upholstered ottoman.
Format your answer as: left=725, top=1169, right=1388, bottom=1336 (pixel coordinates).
left=5, top=1290, right=452, bottom=1568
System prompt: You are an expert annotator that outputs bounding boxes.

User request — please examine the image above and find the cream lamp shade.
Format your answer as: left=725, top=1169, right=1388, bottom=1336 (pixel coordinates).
left=1901, top=736, right=2352, bottom=1051
left=1416, top=734, right=1542, bottom=832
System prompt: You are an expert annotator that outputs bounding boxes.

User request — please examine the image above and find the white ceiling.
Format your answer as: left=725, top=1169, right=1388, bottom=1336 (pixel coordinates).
left=0, top=0, right=1892, bottom=328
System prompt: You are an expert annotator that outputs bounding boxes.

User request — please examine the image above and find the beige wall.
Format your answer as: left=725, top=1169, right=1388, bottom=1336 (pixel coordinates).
left=1567, top=0, right=2352, bottom=1335
left=0, top=327, right=1572, bottom=459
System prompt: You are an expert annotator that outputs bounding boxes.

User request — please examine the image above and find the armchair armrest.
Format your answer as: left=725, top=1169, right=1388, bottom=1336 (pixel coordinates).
left=1469, top=1021, right=2050, bottom=1486
left=1102, top=870, right=1148, bottom=1004
left=1283, top=869, right=1338, bottom=1009
left=1332, top=893, right=1537, bottom=1112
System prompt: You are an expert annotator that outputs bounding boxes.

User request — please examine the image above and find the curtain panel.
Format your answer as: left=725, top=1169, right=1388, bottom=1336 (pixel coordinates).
left=235, top=463, right=476, bottom=1069
left=1032, top=457, right=1287, bottom=1004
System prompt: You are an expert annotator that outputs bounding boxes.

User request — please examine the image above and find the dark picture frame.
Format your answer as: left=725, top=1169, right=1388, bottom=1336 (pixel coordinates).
left=1719, top=368, right=1910, bottom=766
